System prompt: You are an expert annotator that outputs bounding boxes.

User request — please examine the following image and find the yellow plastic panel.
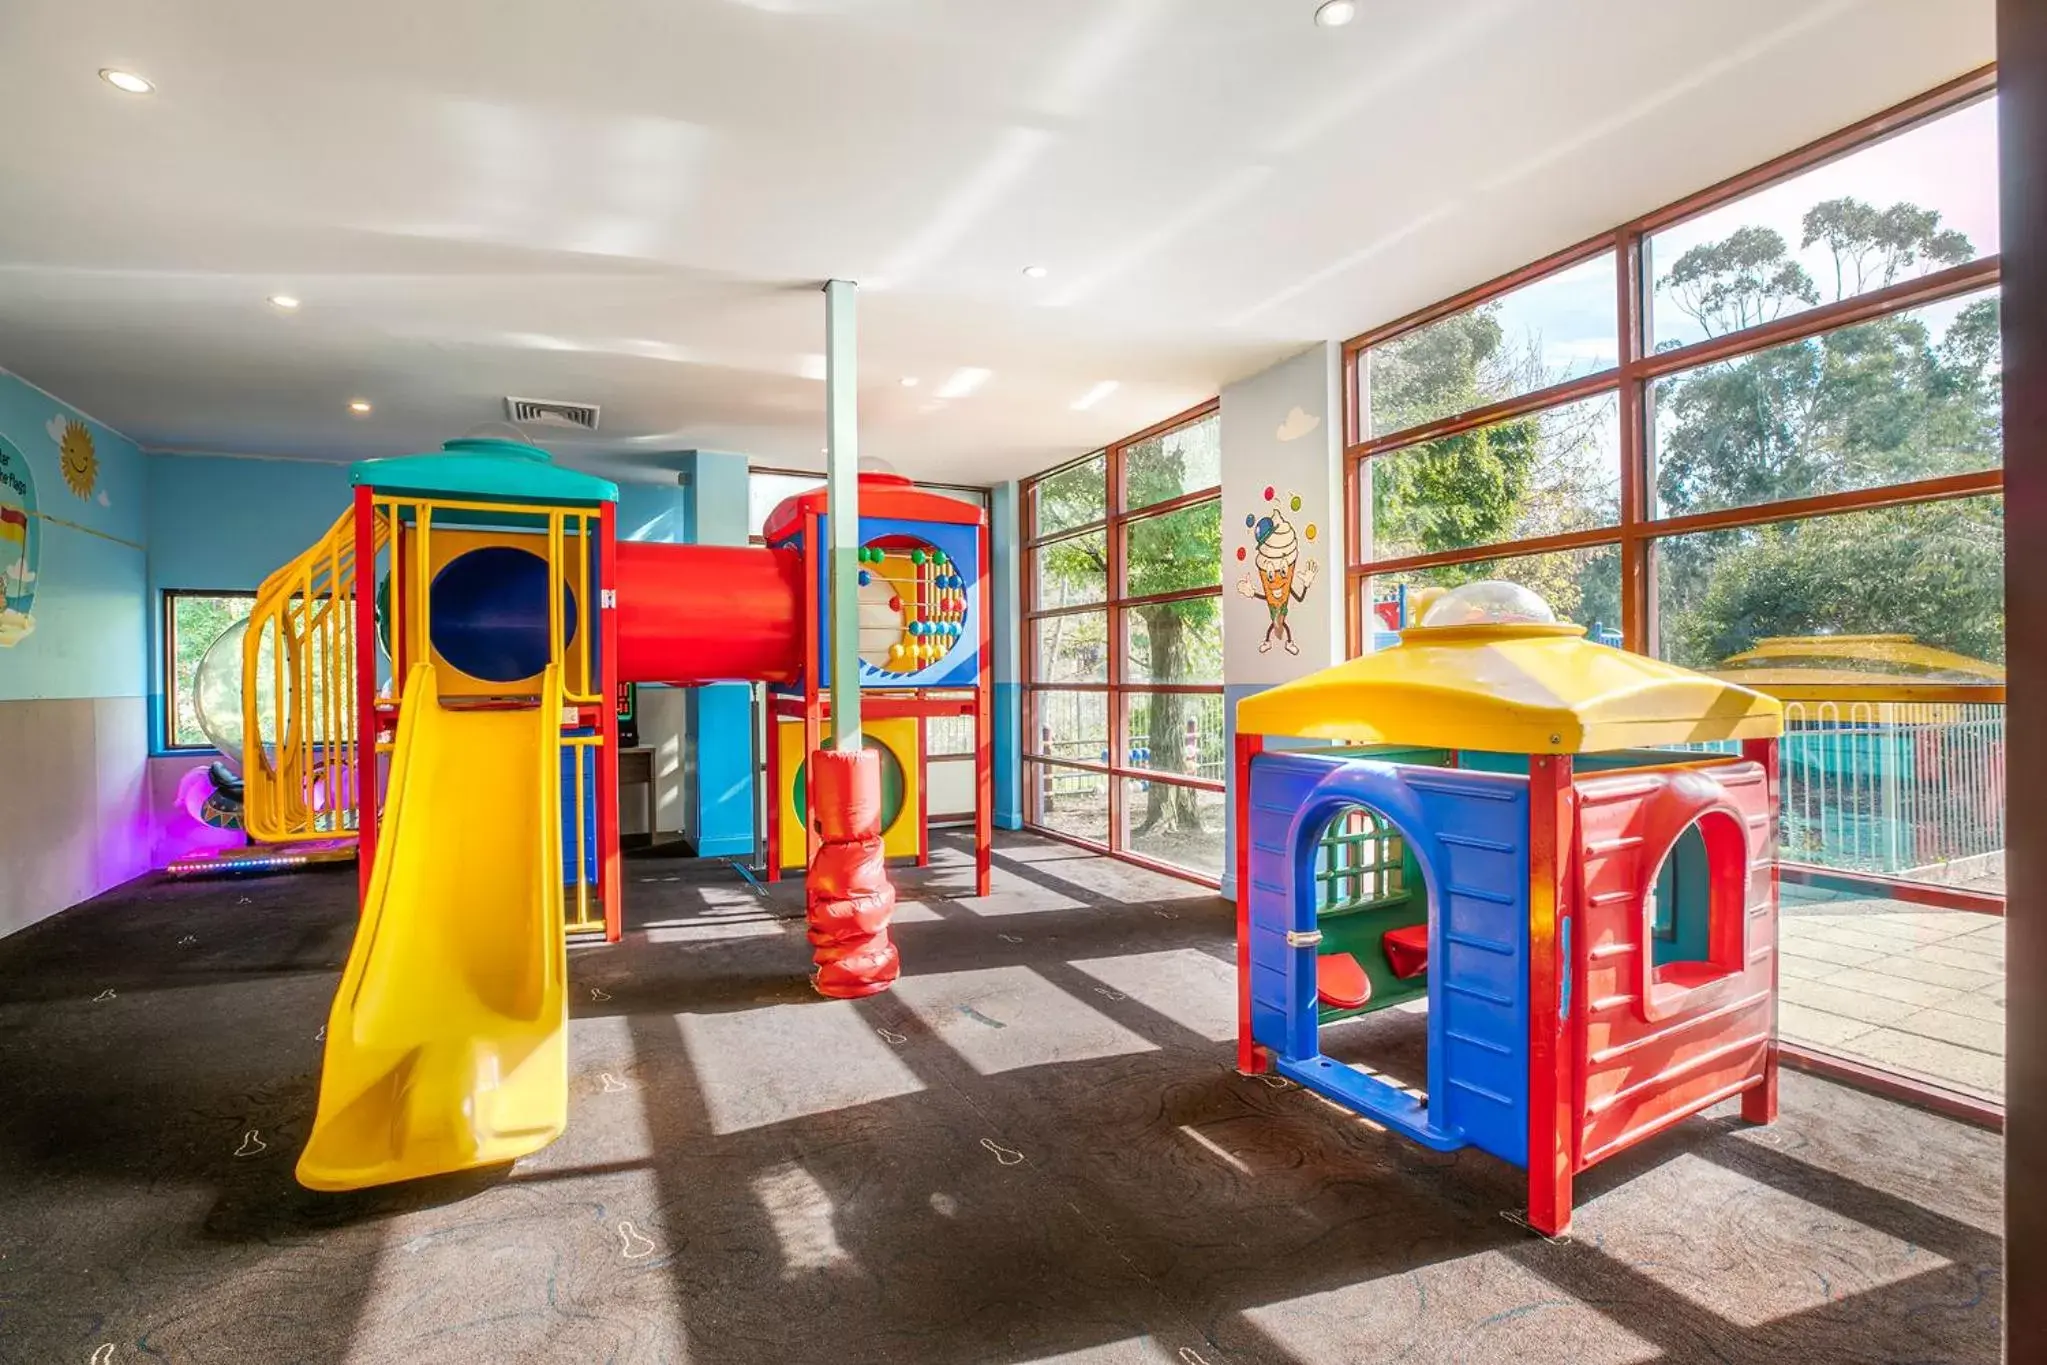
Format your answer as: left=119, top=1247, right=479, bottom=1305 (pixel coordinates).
left=776, top=715, right=922, bottom=870
left=1238, top=623, right=1781, bottom=754
left=297, top=664, right=567, bottom=1190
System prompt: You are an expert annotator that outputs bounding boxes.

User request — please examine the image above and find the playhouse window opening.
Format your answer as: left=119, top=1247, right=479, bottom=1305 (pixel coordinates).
left=1649, top=820, right=1714, bottom=968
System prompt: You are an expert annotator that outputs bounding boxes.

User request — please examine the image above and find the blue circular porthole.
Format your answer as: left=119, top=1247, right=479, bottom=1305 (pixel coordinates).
left=428, top=545, right=578, bottom=683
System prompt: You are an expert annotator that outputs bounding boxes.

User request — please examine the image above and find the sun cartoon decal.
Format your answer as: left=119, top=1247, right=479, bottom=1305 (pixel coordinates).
left=57, top=419, right=98, bottom=500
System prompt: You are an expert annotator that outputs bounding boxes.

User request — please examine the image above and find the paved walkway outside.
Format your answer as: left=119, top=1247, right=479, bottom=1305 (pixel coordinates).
left=1778, top=887, right=2004, bottom=1100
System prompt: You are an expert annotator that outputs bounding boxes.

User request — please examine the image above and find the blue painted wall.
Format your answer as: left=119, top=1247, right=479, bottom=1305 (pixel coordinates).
left=0, top=370, right=149, bottom=701
left=678, top=451, right=756, bottom=857
left=143, top=453, right=351, bottom=750
left=989, top=480, right=1023, bottom=829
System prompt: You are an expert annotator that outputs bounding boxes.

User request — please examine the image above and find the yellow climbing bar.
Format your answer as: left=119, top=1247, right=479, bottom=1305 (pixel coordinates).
left=241, top=506, right=386, bottom=843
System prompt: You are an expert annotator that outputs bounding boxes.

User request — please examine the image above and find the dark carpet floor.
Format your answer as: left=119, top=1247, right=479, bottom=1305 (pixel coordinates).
left=0, top=832, right=2004, bottom=1364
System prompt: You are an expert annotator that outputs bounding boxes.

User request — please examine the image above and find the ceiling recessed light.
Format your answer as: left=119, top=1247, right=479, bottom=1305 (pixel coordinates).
left=268, top=295, right=301, bottom=311
left=348, top=399, right=373, bottom=415
left=1022, top=265, right=1049, bottom=280
left=1071, top=380, right=1119, bottom=412
left=99, top=69, right=154, bottom=94
left=900, top=376, right=919, bottom=387
left=1314, top=0, right=1357, bottom=27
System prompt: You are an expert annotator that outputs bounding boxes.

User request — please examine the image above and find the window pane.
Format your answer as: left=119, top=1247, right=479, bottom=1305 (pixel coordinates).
left=927, top=715, right=974, bottom=756
left=1032, top=454, right=1106, bottom=535
left=1653, top=495, right=2004, bottom=677
left=1120, top=778, right=1224, bottom=879
left=1031, top=761, right=1108, bottom=845
left=1123, top=413, right=1221, bottom=509
left=1656, top=496, right=2005, bottom=888
left=1361, top=393, right=1621, bottom=562
left=168, top=593, right=257, bottom=748
left=1033, top=612, right=1108, bottom=684
left=1650, top=288, right=2000, bottom=518
left=1366, top=544, right=1624, bottom=644
left=1366, top=251, right=1617, bottom=439
left=748, top=472, right=822, bottom=538
left=1126, top=499, right=1222, bottom=596
left=1033, top=529, right=1107, bottom=608
left=1649, top=96, right=1998, bottom=350
left=1125, top=595, right=1222, bottom=684
left=1123, top=691, right=1226, bottom=781
left=1029, top=689, right=1109, bottom=764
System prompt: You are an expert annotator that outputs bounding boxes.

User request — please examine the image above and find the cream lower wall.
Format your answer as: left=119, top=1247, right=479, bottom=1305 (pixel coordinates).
left=0, top=695, right=153, bottom=937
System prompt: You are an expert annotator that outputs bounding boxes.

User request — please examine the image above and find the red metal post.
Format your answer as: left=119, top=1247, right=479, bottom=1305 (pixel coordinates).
left=975, top=520, right=993, bottom=897
left=597, top=504, right=623, bottom=943
left=1742, top=735, right=1781, bottom=1125
left=1234, top=731, right=1265, bottom=1075
left=802, top=510, right=824, bottom=871
left=352, top=486, right=378, bottom=908
left=1527, top=753, right=1578, bottom=1237
left=763, top=699, right=782, bottom=883
left=915, top=713, right=931, bottom=867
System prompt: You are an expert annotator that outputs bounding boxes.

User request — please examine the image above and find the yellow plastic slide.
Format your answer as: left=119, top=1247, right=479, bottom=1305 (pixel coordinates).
left=297, top=663, right=569, bottom=1191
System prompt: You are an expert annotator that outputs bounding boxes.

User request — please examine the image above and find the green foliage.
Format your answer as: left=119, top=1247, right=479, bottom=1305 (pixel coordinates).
left=1653, top=201, right=2001, bottom=666
left=1661, top=226, right=1819, bottom=336
left=1665, top=499, right=2004, bottom=669
left=168, top=593, right=254, bottom=747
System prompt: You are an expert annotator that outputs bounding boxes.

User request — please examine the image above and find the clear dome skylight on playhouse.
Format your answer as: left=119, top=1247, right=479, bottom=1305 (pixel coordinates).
left=1418, top=580, right=1557, bottom=629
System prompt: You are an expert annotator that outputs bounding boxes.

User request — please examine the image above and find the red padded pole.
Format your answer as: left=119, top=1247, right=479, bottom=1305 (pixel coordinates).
left=805, top=747, right=900, bottom=998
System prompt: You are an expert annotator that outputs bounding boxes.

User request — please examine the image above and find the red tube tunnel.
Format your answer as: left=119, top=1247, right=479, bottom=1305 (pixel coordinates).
left=614, top=542, right=804, bottom=685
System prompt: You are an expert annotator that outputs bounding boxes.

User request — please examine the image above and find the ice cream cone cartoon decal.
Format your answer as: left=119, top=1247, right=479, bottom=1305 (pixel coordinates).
left=1236, top=488, right=1318, bottom=655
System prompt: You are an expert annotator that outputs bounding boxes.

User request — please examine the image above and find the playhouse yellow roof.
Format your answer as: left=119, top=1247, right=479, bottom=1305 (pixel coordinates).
left=1237, top=623, right=1782, bottom=754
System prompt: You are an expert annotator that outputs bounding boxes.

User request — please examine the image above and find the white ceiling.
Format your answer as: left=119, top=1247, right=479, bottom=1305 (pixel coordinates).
left=0, top=0, right=1994, bottom=485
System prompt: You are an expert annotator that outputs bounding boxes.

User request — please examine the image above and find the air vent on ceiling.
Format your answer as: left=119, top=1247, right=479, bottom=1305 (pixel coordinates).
left=505, top=396, right=601, bottom=431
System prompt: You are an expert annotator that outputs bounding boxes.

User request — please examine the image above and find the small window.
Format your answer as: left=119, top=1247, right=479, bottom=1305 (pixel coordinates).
left=1648, top=820, right=1713, bottom=967
left=163, top=591, right=256, bottom=750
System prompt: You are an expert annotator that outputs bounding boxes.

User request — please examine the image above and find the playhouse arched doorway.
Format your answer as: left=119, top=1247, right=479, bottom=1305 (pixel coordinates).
left=1307, top=801, right=1434, bottom=1102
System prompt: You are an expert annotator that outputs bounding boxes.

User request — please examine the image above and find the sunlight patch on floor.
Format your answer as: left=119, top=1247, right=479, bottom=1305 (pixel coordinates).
left=752, top=1160, right=853, bottom=1277
left=679, top=1001, right=924, bottom=1134
left=1069, top=948, right=1238, bottom=1042
left=891, top=966, right=1157, bottom=1075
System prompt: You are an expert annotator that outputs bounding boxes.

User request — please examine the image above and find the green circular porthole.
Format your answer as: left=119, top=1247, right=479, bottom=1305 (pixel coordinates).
left=793, top=736, right=907, bottom=831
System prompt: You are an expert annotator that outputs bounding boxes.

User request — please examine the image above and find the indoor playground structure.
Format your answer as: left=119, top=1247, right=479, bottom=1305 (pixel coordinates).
left=1234, top=582, right=1784, bottom=1237
left=229, top=437, right=989, bottom=1190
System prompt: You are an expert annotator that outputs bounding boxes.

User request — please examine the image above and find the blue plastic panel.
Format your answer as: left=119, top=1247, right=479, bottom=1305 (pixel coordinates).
left=1244, top=752, right=1531, bottom=1166
left=560, top=732, right=598, bottom=886
left=809, top=513, right=981, bottom=690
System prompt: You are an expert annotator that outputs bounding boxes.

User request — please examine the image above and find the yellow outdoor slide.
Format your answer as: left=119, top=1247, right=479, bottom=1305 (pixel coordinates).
left=297, top=663, right=569, bottom=1191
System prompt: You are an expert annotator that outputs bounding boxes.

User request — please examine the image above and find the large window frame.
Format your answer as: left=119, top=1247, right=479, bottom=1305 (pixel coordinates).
left=1342, top=67, right=2005, bottom=1125
left=161, top=588, right=258, bottom=752
left=1022, top=401, right=1225, bottom=887
left=1344, top=67, right=2002, bottom=666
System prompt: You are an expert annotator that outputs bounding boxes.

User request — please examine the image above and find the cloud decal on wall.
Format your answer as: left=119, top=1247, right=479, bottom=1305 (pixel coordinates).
left=97, top=489, right=112, bottom=507
left=45, top=415, right=67, bottom=445
left=1275, top=406, right=1321, bottom=442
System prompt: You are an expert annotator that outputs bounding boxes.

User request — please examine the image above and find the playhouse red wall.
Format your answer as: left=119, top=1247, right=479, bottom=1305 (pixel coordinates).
left=1571, top=760, right=1776, bottom=1169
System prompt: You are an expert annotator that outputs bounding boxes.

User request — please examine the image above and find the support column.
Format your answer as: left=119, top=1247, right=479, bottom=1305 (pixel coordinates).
left=678, top=452, right=756, bottom=858
left=824, top=278, right=862, bottom=753
left=807, top=278, right=898, bottom=998
left=989, top=480, right=1024, bottom=830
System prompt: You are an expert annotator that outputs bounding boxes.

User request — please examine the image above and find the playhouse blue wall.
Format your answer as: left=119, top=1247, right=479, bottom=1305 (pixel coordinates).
left=1245, top=751, right=1531, bottom=1166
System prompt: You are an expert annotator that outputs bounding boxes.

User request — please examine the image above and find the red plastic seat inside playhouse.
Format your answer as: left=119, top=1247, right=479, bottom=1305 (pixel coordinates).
left=1315, top=953, right=1371, bottom=1010
left=1381, top=925, right=1429, bottom=979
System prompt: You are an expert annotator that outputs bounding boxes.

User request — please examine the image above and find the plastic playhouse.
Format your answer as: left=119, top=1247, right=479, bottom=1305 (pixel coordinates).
left=231, top=439, right=990, bottom=1190
left=1233, top=582, right=1784, bottom=1237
